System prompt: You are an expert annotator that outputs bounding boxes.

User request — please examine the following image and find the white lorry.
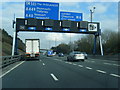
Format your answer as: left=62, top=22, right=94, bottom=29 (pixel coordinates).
left=25, top=39, right=40, bottom=60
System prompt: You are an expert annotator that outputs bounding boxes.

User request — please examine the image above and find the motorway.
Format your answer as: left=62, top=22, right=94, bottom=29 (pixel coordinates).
left=1, top=55, right=120, bottom=88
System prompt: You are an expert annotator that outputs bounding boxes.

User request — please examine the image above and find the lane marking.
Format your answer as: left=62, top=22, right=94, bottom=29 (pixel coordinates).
left=86, top=60, right=95, bottom=63
left=110, top=74, right=120, bottom=78
left=39, top=60, right=42, bottom=61
left=43, top=63, right=45, bottom=65
left=78, top=65, right=83, bottom=67
left=113, top=64, right=120, bottom=67
left=91, top=61, right=95, bottom=63
left=86, top=67, right=92, bottom=70
left=104, top=63, right=120, bottom=67
left=104, top=63, right=112, bottom=65
left=91, top=58, right=118, bottom=63
left=50, top=73, right=59, bottom=81
left=54, top=59, right=59, bottom=60
left=73, top=63, right=77, bottom=65
left=68, top=62, right=72, bottom=64
left=96, top=70, right=106, bottom=74
left=0, top=61, right=25, bottom=78
left=85, top=60, right=90, bottom=62
left=65, top=62, right=69, bottom=64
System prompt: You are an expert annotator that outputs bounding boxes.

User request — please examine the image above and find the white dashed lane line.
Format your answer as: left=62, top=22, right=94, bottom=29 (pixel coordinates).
left=112, top=64, right=120, bottom=67
left=68, top=62, right=72, bottom=64
left=85, top=60, right=90, bottom=62
left=54, top=58, right=120, bottom=78
left=85, top=60, right=95, bottom=63
left=91, top=61, right=95, bottom=63
left=65, top=62, right=69, bottom=64
left=90, top=59, right=117, bottom=62
left=50, top=73, right=59, bottom=81
left=73, top=63, right=77, bottom=65
left=78, top=65, right=83, bottom=67
left=54, top=59, right=59, bottom=60
left=104, top=63, right=112, bottom=65
left=86, top=60, right=119, bottom=67
left=86, top=67, right=92, bottom=70
left=96, top=70, right=106, bottom=74
left=42, top=63, right=45, bottom=65
left=104, top=63, right=120, bottom=67
left=110, top=74, right=120, bottom=78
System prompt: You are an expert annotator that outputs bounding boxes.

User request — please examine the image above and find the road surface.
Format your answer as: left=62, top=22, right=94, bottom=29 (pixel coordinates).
left=1, top=55, right=120, bottom=88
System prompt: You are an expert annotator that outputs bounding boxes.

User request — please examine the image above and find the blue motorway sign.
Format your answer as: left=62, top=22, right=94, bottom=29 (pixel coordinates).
left=25, top=1, right=59, bottom=20
left=60, top=11, right=83, bottom=21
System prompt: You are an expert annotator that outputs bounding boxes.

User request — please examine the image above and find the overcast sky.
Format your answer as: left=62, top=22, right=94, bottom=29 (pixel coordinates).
left=1, top=0, right=118, bottom=49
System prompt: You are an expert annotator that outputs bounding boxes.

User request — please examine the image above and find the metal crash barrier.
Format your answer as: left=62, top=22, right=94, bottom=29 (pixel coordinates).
left=0, top=55, right=25, bottom=68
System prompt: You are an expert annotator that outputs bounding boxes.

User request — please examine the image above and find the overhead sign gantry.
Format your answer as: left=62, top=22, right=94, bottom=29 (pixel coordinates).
left=16, top=18, right=100, bottom=35
left=12, top=1, right=103, bottom=56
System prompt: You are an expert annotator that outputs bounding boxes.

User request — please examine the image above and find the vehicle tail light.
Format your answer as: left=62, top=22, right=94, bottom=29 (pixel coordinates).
left=35, top=52, right=40, bottom=57
left=81, top=54, right=84, bottom=56
left=25, top=53, right=30, bottom=57
left=35, top=54, right=40, bottom=57
left=36, top=52, right=40, bottom=54
left=74, top=55, right=77, bottom=57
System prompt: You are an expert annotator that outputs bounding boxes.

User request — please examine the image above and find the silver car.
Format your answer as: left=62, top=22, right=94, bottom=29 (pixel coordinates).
left=67, top=51, right=85, bottom=61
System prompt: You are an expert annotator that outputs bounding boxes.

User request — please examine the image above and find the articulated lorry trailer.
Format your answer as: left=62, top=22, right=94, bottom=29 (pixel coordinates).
left=25, top=39, right=40, bottom=60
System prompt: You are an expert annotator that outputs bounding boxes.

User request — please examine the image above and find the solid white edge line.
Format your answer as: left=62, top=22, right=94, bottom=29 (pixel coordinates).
left=110, top=74, right=120, bottom=78
left=86, top=67, right=92, bottom=70
left=96, top=70, right=106, bottom=74
left=0, top=61, right=25, bottom=78
left=50, top=73, right=59, bottom=81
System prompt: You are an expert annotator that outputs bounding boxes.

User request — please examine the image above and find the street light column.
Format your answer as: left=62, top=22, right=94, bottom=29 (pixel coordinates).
left=90, top=7, right=96, bottom=23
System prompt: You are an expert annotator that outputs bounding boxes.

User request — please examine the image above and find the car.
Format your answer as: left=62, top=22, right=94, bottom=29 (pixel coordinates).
left=47, top=50, right=53, bottom=57
left=58, top=53, right=64, bottom=57
left=67, top=51, right=85, bottom=62
left=83, top=52, right=88, bottom=59
left=52, top=52, right=56, bottom=56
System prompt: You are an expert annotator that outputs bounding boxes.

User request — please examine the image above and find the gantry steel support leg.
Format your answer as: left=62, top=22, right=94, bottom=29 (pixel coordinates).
left=93, top=35, right=97, bottom=55
left=14, top=31, right=18, bottom=55
left=99, top=35, right=104, bottom=56
left=12, top=31, right=18, bottom=55
left=12, top=31, right=16, bottom=56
